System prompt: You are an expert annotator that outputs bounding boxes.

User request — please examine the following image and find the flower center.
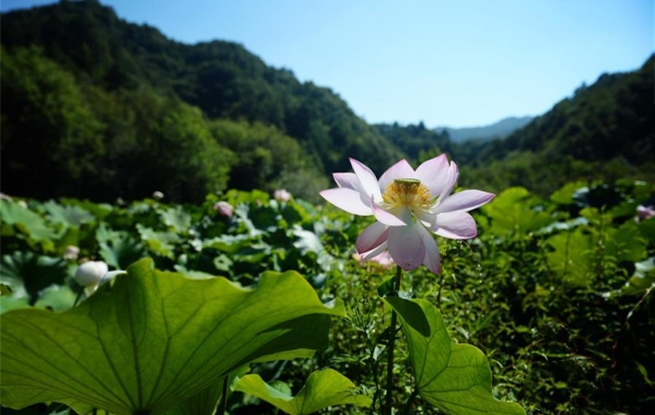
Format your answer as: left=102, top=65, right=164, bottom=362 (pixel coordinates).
left=382, top=178, right=433, bottom=210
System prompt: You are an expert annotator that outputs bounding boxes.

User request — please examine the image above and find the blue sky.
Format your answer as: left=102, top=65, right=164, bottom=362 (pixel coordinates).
left=2, top=0, right=653, bottom=127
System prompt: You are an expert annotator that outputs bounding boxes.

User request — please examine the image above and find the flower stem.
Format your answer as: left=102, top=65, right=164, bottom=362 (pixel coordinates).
left=385, top=265, right=403, bottom=415
left=73, top=290, right=84, bottom=307
left=218, top=375, right=229, bottom=415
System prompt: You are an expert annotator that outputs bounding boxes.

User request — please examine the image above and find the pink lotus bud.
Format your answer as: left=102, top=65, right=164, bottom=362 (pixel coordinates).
left=214, top=201, right=234, bottom=217
left=636, top=205, right=655, bottom=221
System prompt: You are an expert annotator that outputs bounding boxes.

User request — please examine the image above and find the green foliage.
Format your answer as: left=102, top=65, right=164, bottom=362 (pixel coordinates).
left=387, top=298, right=526, bottom=415
left=481, top=187, right=556, bottom=235
left=0, top=46, right=104, bottom=198
left=210, top=120, right=328, bottom=202
left=234, top=369, right=372, bottom=414
left=0, top=251, right=69, bottom=306
left=0, top=258, right=345, bottom=414
left=0, top=179, right=653, bottom=414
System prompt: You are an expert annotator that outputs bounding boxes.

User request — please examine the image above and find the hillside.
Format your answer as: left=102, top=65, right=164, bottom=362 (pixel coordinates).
left=1, top=0, right=653, bottom=203
left=0, top=0, right=403, bottom=202
left=459, top=56, right=655, bottom=196
left=435, top=116, right=534, bottom=143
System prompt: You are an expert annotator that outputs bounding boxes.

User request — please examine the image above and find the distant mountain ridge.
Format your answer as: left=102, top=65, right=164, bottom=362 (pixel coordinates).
left=435, top=116, right=534, bottom=143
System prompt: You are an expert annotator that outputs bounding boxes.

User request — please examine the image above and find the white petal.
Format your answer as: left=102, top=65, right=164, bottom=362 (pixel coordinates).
left=357, top=221, right=390, bottom=253
left=372, top=200, right=406, bottom=226
left=320, top=188, right=373, bottom=216
left=415, top=154, right=449, bottom=197
left=414, top=208, right=437, bottom=226
left=350, top=158, right=382, bottom=202
left=333, top=172, right=361, bottom=191
left=432, top=211, right=478, bottom=239
left=379, top=159, right=416, bottom=192
left=439, top=161, right=459, bottom=201
left=388, top=221, right=425, bottom=271
left=436, top=190, right=495, bottom=213
left=416, top=224, right=441, bottom=274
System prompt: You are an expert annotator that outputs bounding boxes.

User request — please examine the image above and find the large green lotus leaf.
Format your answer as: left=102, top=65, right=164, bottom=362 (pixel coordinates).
left=164, top=380, right=224, bottom=415
left=0, top=258, right=345, bottom=415
left=482, top=187, right=554, bottom=235
left=546, top=229, right=595, bottom=285
left=606, top=220, right=647, bottom=263
left=0, top=251, right=69, bottom=305
left=159, top=206, right=192, bottom=234
left=137, top=224, right=180, bottom=259
left=97, top=224, right=146, bottom=269
left=386, top=298, right=525, bottom=415
left=0, top=199, right=57, bottom=245
left=234, top=368, right=372, bottom=414
left=41, top=201, right=96, bottom=227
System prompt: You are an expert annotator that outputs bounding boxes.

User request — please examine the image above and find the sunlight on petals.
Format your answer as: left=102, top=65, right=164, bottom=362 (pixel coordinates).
left=320, top=155, right=494, bottom=274
left=433, top=211, right=478, bottom=239
left=319, top=188, right=372, bottom=216
left=436, top=190, right=496, bottom=213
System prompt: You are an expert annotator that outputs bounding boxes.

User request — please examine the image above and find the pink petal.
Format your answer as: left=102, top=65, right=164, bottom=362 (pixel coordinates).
left=350, top=158, right=382, bottom=202
left=333, top=172, right=361, bottom=191
left=436, top=190, right=495, bottom=213
left=416, top=224, right=441, bottom=274
left=372, top=200, right=406, bottom=226
left=359, top=241, right=389, bottom=260
left=432, top=211, right=478, bottom=239
left=439, top=162, right=459, bottom=201
left=379, top=159, right=416, bottom=192
left=388, top=222, right=425, bottom=271
left=415, top=154, right=449, bottom=197
left=320, top=188, right=373, bottom=216
left=356, top=221, right=390, bottom=253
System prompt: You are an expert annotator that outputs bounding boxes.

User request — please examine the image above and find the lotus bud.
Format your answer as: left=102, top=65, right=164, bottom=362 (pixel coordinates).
left=274, top=189, right=292, bottom=202
left=636, top=205, right=655, bottom=221
left=213, top=201, right=234, bottom=217
left=75, top=261, right=109, bottom=288
left=63, top=245, right=80, bottom=261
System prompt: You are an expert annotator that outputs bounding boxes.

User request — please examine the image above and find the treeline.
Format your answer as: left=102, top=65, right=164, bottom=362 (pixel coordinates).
left=0, top=0, right=401, bottom=203
left=0, top=46, right=327, bottom=202
left=1, top=0, right=654, bottom=203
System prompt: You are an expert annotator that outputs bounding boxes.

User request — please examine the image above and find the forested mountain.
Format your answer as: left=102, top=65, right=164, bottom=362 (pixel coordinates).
left=459, top=56, right=655, bottom=195
left=1, top=0, right=653, bottom=203
left=435, top=116, right=534, bottom=143
left=1, top=0, right=402, bottom=202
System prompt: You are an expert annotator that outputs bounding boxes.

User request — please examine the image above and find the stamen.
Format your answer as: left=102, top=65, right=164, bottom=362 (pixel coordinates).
left=382, top=178, right=433, bottom=209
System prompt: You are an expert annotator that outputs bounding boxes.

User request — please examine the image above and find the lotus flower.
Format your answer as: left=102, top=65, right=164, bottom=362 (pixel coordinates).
left=74, top=260, right=124, bottom=297
left=320, top=155, right=494, bottom=273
